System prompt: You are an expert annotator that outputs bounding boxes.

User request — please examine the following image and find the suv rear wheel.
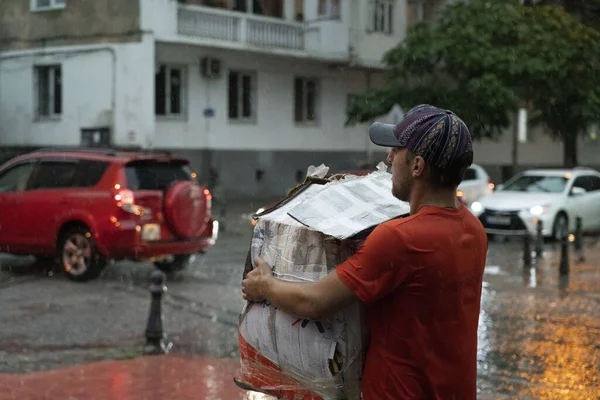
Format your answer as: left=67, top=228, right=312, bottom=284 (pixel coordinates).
left=154, top=254, right=195, bottom=274
left=59, top=226, right=106, bottom=282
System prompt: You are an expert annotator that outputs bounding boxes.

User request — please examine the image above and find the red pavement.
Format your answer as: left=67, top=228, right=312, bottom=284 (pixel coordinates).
left=0, top=355, right=277, bottom=400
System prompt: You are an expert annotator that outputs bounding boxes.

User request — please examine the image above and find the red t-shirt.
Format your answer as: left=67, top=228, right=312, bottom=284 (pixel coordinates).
left=336, top=205, right=487, bottom=400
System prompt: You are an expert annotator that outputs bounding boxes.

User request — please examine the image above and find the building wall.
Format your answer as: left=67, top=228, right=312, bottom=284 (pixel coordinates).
left=473, top=125, right=599, bottom=168
left=0, top=37, right=155, bottom=147
left=152, top=43, right=373, bottom=151
left=0, top=0, right=142, bottom=51
left=140, top=0, right=178, bottom=39
left=351, top=0, right=408, bottom=67
left=169, top=148, right=385, bottom=201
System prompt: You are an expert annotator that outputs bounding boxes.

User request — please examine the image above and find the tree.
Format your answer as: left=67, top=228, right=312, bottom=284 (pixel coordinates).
left=518, top=4, right=600, bottom=166
left=521, top=1, right=600, bottom=166
left=347, top=0, right=522, bottom=140
left=525, top=0, right=600, bottom=30
left=346, top=0, right=600, bottom=167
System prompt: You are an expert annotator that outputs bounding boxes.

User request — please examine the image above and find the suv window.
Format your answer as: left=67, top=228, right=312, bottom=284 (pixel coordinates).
left=125, top=161, right=192, bottom=191
left=463, top=168, right=478, bottom=181
left=0, top=163, right=35, bottom=193
left=28, top=160, right=109, bottom=190
left=572, top=175, right=600, bottom=193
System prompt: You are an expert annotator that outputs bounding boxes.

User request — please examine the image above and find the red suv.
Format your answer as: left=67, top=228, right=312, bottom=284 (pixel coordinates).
left=0, top=148, right=218, bottom=282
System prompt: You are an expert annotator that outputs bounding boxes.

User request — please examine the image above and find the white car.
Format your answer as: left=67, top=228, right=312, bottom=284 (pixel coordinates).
left=456, top=163, right=494, bottom=206
left=471, top=167, right=600, bottom=239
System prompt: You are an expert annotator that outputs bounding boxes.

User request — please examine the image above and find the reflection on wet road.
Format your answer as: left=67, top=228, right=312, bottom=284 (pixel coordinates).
left=478, top=238, right=600, bottom=399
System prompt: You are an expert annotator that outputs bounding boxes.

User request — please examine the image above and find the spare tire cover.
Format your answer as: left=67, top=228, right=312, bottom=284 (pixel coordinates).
left=164, top=181, right=208, bottom=239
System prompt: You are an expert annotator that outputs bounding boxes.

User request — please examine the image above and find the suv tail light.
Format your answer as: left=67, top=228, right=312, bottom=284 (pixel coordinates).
left=488, top=178, right=495, bottom=190
left=204, top=188, right=212, bottom=211
left=115, top=189, right=134, bottom=206
left=115, top=189, right=145, bottom=215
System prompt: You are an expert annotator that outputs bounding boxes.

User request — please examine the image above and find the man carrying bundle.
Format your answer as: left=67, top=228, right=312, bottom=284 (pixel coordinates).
left=242, top=104, right=488, bottom=400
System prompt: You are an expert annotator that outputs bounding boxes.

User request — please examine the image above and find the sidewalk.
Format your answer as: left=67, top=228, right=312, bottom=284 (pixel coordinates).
left=0, top=355, right=276, bottom=400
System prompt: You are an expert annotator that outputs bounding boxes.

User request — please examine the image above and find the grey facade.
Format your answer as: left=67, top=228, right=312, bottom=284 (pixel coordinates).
left=0, top=0, right=141, bottom=51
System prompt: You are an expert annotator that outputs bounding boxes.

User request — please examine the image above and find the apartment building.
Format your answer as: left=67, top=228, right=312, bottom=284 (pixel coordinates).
left=0, top=0, right=596, bottom=198
left=1, top=0, right=445, bottom=197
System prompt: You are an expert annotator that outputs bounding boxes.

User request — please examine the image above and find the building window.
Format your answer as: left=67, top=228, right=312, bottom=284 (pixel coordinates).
left=228, top=71, right=256, bottom=122
left=294, top=77, right=319, bottom=124
left=318, top=0, right=341, bottom=19
left=368, top=0, right=393, bottom=34
left=155, top=65, right=186, bottom=117
left=517, top=108, right=529, bottom=143
left=31, top=0, right=66, bottom=11
left=406, top=0, right=424, bottom=26
left=35, top=65, right=62, bottom=119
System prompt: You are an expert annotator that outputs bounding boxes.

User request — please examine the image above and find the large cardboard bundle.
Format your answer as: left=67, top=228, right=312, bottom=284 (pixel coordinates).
left=235, top=165, right=409, bottom=400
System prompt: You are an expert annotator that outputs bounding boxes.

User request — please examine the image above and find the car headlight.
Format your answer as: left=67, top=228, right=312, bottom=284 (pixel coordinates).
left=471, top=202, right=483, bottom=212
left=529, top=205, right=549, bottom=216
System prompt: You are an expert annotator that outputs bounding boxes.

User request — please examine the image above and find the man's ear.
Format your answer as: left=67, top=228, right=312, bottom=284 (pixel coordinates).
left=412, top=156, right=426, bottom=177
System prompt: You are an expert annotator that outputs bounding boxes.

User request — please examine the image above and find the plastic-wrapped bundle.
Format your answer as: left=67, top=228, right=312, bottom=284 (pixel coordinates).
left=235, top=167, right=410, bottom=400
left=235, top=198, right=367, bottom=399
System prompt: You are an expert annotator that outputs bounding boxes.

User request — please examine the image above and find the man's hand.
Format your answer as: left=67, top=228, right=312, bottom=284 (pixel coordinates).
left=241, top=256, right=359, bottom=320
left=242, top=256, right=274, bottom=302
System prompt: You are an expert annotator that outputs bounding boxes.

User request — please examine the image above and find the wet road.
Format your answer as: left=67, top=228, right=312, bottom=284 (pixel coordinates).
left=1, top=210, right=600, bottom=398
left=478, top=237, right=600, bottom=399
left=0, top=230, right=251, bottom=373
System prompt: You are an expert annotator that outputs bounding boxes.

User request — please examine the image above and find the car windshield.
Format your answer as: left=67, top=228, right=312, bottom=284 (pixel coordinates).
left=501, top=175, right=569, bottom=193
left=463, top=168, right=477, bottom=181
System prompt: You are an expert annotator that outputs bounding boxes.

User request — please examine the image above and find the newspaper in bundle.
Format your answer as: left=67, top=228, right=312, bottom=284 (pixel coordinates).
left=288, top=169, right=410, bottom=239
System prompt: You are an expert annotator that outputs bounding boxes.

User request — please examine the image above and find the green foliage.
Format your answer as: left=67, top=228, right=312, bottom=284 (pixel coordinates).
left=346, top=0, right=525, bottom=139
left=529, top=0, right=600, bottom=30
left=346, top=0, right=600, bottom=165
left=520, top=4, right=600, bottom=137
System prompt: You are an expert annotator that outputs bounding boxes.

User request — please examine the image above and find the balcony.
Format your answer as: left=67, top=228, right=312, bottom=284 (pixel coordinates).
left=178, top=4, right=308, bottom=52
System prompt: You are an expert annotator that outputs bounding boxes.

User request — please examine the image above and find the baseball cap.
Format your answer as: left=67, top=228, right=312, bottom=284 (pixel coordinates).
left=369, top=104, right=473, bottom=169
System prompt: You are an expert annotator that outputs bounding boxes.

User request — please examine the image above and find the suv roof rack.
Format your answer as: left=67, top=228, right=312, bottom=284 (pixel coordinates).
left=32, top=147, right=118, bottom=156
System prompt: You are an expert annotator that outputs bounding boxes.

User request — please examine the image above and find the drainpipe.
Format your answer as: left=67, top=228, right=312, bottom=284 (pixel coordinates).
left=0, top=46, right=117, bottom=145
left=348, top=0, right=359, bottom=66
left=364, top=70, right=373, bottom=165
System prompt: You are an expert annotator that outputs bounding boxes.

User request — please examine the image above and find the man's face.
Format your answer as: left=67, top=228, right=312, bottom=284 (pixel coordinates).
left=387, top=147, right=414, bottom=201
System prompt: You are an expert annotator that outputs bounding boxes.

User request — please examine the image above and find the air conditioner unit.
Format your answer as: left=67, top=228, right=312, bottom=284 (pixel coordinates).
left=200, top=57, right=221, bottom=79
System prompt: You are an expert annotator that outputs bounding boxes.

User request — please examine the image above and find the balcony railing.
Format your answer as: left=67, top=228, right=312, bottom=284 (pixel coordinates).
left=178, top=4, right=305, bottom=51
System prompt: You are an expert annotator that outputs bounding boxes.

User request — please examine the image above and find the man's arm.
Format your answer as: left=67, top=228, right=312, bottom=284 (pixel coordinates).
left=242, top=257, right=359, bottom=320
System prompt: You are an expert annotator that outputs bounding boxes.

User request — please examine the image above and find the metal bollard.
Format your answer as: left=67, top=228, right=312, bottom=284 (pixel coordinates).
left=144, top=270, right=172, bottom=355
left=523, top=233, right=532, bottom=268
left=559, top=233, right=570, bottom=277
left=574, top=216, right=585, bottom=263
left=534, top=220, right=544, bottom=258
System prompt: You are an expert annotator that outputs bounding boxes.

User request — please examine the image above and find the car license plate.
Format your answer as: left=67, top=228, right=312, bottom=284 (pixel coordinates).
left=142, top=224, right=161, bottom=241
left=486, top=216, right=511, bottom=225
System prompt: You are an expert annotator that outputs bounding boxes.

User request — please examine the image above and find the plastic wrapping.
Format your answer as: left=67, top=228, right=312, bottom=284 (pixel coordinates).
left=236, top=179, right=369, bottom=400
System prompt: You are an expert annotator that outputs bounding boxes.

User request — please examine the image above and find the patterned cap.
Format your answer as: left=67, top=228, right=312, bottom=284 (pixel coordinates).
left=369, top=104, right=473, bottom=169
